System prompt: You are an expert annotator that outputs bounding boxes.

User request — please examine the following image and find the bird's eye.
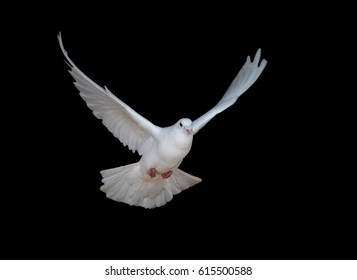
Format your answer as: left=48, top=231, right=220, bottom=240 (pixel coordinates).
left=179, top=122, right=183, bottom=127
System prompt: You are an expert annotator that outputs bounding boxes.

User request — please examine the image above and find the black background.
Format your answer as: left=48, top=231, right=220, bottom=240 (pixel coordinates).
left=2, top=3, right=355, bottom=260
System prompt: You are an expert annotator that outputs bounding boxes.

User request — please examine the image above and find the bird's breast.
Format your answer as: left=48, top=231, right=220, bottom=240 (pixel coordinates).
left=140, top=130, right=193, bottom=174
left=157, top=134, right=192, bottom=162
left=140, top=131, right=193, bottom=174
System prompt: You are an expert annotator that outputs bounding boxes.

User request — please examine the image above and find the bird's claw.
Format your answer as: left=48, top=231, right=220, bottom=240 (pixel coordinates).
left=148, top=168, right=157, bottom=178
left=161, top=170, right=173, bottom=179
left=148, top=168, right=173, bottom=179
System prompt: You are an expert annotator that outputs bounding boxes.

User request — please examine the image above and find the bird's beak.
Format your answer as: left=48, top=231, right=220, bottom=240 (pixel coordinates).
left=185, top=128, right=193, bottom=134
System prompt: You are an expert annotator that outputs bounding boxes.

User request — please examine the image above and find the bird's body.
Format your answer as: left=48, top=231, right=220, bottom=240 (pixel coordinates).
left=139, top=119, right=193, bottom=179
left=58, top=33, right=267, bottom=208
left=99, top=118, right=199, bottom=208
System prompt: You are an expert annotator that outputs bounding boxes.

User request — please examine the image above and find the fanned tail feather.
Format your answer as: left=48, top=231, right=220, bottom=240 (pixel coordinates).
left=100, top=163, right=201, bottom=208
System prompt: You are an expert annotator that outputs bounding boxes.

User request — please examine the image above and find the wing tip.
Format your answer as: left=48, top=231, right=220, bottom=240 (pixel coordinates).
left=57, top=31, right=66, bottom=55
left=260, top=58, right=268, bottom=69
left=253, top=48, right=261, bottom=65
left=57, top=31, right=75, bottom=69
left=247, top=48, right=267, bottom=68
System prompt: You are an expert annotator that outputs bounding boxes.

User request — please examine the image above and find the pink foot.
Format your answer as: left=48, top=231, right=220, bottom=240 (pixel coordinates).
left=148, top=168, right=157, bottom=178
left=161, top=170, right=173, bottom=179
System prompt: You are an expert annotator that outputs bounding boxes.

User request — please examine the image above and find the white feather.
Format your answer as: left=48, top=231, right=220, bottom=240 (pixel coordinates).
left=58, top=33, right=160, bottom=154
left=100, top=164, right=201, bottom=208
left=58, top=32, right=267, bottom=208
left=192, top=49, right=267, bottom=134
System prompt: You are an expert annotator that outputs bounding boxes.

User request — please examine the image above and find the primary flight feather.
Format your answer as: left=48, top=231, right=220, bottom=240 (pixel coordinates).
left=58, top=33, right=267, bottom=208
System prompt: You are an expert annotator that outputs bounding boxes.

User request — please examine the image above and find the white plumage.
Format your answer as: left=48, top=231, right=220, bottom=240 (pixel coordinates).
left=58, top=33, right=267, bottom=208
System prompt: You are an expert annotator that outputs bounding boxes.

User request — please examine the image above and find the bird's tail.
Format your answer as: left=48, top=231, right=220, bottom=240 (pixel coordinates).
left=100, top=163, right=202, bottom=208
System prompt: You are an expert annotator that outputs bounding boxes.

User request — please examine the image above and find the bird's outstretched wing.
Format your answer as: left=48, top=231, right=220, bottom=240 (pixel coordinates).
left=192, top=49, right=267, bottom=134
left=58, top=33, right=161, bottom=154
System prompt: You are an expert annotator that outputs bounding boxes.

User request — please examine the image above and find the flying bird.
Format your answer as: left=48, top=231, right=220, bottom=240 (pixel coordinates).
left=58, top=33, right=267, bottom=208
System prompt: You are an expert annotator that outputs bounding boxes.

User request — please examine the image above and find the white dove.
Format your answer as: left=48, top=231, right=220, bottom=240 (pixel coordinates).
left=58, top=33, right=267, bottom=208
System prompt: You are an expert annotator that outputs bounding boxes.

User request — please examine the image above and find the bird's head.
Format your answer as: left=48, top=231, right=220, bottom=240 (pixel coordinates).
left=177, top=118, right=193, bottom=135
